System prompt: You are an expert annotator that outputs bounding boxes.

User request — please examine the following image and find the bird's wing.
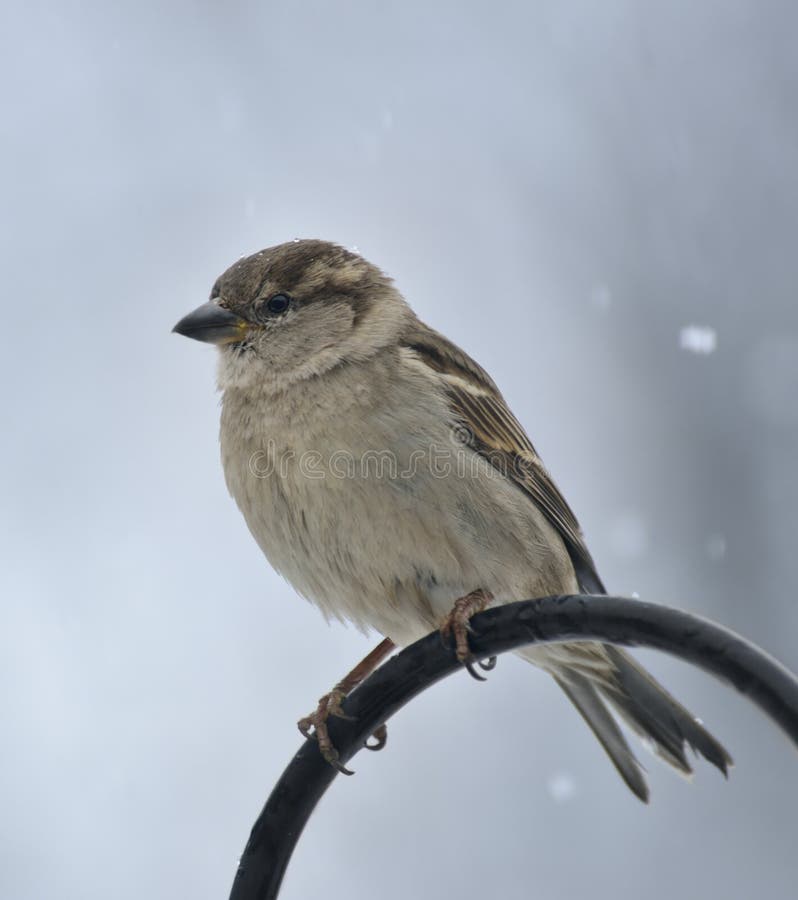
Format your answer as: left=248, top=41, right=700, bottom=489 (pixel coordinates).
left=400, top=325, right=605, bottom=594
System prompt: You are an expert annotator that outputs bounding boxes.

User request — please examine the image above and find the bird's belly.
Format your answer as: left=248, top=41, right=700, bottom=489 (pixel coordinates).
left=222, top=418, right=577, bottom=646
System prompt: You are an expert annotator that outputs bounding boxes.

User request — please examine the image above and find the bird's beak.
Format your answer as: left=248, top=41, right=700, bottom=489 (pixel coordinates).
left=172, top=302, right=250, bottom=345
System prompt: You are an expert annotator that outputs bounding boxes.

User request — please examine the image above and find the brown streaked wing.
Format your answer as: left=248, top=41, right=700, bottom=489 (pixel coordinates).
left=401, top=329, right=605, bottom=594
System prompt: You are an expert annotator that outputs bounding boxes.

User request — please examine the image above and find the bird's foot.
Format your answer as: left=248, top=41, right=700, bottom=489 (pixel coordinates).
left=298, top=638, right=396, bottom=772
left=298, top=687, right=356, bottom=775
left=298, top=689, right=390, bottom=774
left=440, top=588, right=496, bottom=680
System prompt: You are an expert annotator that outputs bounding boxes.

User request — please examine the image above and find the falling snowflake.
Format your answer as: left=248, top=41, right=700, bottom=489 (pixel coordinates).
left=679, top=325, right=717, bottom=355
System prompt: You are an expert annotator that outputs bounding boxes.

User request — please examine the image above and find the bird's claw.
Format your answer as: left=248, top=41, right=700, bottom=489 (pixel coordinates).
left=463, top=654, right=497, bottom=681
left=463, top=658, right=488, bottom=681
left=365, top=723, right=388, bottom=751
left=297, top=688, right=356, bottom=775
left=322, top=746, right=354, bottom=776
left=440, top=589, right=496, bottom=680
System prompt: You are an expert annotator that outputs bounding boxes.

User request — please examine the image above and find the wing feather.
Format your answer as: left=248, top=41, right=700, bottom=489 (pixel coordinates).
left=401, top=326, right=605, bottom=593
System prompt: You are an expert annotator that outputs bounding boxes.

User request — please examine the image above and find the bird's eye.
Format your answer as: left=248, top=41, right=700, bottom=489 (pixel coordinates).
left=265, top=293, right=291, bottom=315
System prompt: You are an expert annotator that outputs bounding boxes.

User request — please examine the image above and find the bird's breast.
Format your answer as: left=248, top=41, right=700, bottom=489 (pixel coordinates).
left=217, top=370, right=465, bottom=633
left=218, top=365, right=576, bottom=641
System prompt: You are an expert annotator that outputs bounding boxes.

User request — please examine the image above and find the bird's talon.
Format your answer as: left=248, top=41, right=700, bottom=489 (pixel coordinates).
left=365, top=724, right=388, bottom=751
left=440, top=589, right=493, bottom=675
left=321, top=746, right=354, bottom=776
left=297, top=718, right=315, bottom=740
left=298, top=687, right=357, bottom=770
left=464, top=658, right=488, bottom=681
left=478, top=656, right=497, bottom=672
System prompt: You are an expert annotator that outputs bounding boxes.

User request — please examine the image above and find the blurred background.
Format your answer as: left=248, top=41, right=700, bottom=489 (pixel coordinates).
left=2, top=1, right=797, bottom=897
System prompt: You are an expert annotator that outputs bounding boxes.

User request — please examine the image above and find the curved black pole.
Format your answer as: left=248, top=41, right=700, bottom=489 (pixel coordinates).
left=228, top=595, right=798, bottom=900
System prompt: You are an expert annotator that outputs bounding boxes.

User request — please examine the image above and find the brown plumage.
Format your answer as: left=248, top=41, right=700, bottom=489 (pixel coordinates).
left=175, top=239, right=733, bottom=800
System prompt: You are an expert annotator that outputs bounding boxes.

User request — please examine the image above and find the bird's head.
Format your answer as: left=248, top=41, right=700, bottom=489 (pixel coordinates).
left=173, top=239, right=410, bottom=391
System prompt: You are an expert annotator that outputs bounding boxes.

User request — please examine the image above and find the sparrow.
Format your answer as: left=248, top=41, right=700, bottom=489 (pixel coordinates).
left=173, top=239, right=732, bottom=800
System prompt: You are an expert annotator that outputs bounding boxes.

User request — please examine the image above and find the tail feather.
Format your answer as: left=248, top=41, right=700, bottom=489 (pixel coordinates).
left=532, top=642, right=732, bottom=801
left=554, top=671, right=649, bottom=802
left=601, top=646, right=733, bottom=777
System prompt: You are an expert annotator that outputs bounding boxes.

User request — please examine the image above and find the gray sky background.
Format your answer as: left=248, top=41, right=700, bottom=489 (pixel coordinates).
left=2, top=1, right=798, bottom=898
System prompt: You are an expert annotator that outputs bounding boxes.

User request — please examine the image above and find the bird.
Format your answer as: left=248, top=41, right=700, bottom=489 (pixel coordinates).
left=173, top=238, right=732, bottom=801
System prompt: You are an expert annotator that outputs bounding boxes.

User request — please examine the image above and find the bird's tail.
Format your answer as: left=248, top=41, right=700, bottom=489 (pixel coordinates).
left=525, top=643, right=733, bottom=802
